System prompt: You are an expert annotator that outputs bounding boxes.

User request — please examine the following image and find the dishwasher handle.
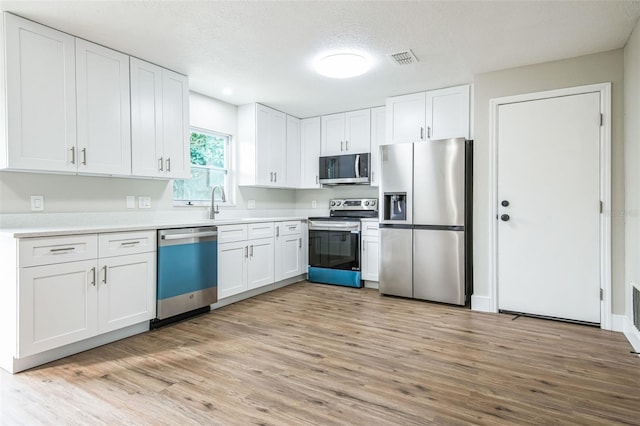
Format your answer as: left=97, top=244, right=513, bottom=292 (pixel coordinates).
left=161, top=231, right=218, bottom=241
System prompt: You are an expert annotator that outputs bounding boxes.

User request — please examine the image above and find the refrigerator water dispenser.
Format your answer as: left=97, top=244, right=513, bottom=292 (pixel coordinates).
left=384, top=193, right=407, bottom=221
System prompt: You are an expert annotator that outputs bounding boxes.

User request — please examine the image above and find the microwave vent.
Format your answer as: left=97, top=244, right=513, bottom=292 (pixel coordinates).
left=388, top=50, right=418, bottom=66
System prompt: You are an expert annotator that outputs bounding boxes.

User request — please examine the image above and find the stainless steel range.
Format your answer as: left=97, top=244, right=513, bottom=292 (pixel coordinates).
left=308, top=198, right=378, bottom=287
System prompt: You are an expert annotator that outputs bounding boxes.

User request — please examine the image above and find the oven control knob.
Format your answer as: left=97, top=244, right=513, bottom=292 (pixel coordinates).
left=371, top=200, right=376, bottom=205
left=330, top=201, right=336, bottom=206
left=336, top=201, right=342, bottom=206
left=364, top=201, right=370, bottom=206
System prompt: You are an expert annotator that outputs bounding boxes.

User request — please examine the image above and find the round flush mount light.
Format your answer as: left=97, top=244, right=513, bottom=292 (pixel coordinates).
left=315, top=52, right=372, bottom=79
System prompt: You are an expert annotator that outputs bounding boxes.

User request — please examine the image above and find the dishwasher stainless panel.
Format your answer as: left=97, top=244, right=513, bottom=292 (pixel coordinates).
left=156, top=226, right=218, bottom=321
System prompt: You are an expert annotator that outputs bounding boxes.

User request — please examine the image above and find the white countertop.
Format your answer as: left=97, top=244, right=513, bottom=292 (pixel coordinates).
left=0, top=212, right=309, bottom=239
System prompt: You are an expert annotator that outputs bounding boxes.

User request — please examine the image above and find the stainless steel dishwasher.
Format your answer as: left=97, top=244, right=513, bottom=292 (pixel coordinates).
left=153, top=226, right=218, bottom=327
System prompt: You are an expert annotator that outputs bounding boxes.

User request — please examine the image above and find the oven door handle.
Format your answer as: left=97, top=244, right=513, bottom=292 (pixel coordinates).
left=308, top=223, right=360, bottom=232
left=161, top=231, right=218, bottom=240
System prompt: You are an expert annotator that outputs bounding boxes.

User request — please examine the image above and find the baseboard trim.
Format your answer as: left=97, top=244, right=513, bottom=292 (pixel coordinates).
left=364, top=280, right=379, bottom=289
left=621, top=315, right=640, bottom=354
left=211, top=275, right=306, bottom=310
left=471, top=295, right=493, bottom=313
left=611, top=314, right=625, bottom=332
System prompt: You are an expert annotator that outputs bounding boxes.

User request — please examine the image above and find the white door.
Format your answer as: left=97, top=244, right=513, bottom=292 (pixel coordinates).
left=247, top=238, right=275, bottom=290
left=76, top=39, right=131, bottom=175
left=98, top=253, right=156, bottom=333
left=497, top=92, right=601, bottom=324
left=344, top=109, right=371, bottom=153
left=5, top=14, right=77, bottom=173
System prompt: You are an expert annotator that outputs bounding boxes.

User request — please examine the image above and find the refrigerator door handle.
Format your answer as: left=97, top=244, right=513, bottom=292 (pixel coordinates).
left=355, top=154, right=361, bottom=178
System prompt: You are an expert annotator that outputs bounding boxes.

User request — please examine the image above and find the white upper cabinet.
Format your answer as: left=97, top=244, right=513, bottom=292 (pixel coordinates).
left=75, top=39, right=131, bottom=176
left=238, top=103, right=287, bottom=187
left=300, top=117, right=321, bottom=188
left=2, top=13, right=77, bottom=172
left=386, top=85, right=470, bottom=144
left=286, top=115, right=301, bottom=188
left=321, top=109, right=371, bottom=155
left=128, top=58, right=191, bottom=179
left=370, top=106, right=385, bottom=187
left=425, top=85, right=470, bottom=140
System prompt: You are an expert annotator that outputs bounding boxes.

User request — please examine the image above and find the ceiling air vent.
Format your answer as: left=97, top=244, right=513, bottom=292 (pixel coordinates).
left=388, top=50, right=418, bottom=66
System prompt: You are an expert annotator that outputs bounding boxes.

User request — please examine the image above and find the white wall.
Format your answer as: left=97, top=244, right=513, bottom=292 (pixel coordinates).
left=624, top=20, right=640, bottom=325
left=473, top=49, right=625, bottom=314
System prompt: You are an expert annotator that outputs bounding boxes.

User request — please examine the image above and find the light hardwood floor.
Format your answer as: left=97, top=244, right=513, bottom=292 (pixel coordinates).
left=1, top=282, right=639, bottom=425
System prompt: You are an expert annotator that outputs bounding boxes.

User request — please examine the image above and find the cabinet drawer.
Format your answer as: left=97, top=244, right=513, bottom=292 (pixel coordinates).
left=279, top=221, right=302, bottom=236
left=361, top=221, right=380, bottom=237
left=98, top=230, right=156, bottom=257
left=19, top=234, right=98, bottom=267
left=218, top=224, right=248, bottom=243
left=248, top=222, right=274, bottom=239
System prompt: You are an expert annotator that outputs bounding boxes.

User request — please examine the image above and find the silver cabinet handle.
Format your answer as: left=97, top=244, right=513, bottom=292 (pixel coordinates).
left=276, top=226, right=280, bottom=237
left=420, top=127, right=424, bottom=140
left=316, top=175, right=319, bottom=184
left=166, top=157, right=171, bottom=172
left=82, top=148, right=87, bottom=165
left=274, top=172, right=277, bottom=182
left=372, top=171, right=375, bottom=182
left=120, top=241, right=140, bottom=247
left=345, top=140, right=349, bottom=151
left=244, top=246, right=248, bottom=258
left=70, top=146, right=76, bottom=165
left=158, top=157, right=164, bottom=171
left=298, top=238, right=302, bottom=249
left=341, top=141, right=344, bottom=151
left=363, top=243, right=365, bottom=252
left=270, top=172, right=273, bottom=182
left=102, top=265, right=107, bottom=284
left=50, top=247, right=75, bottom=253
left=427, top=126, right=431, bottom=139
left=90, top=267, right=96, bottom=286
left=250, top=244, right=254, bottom=257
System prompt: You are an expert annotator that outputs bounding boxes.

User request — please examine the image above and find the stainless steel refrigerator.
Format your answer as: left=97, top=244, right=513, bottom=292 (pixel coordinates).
left=378, top=138, right=472, bottom=305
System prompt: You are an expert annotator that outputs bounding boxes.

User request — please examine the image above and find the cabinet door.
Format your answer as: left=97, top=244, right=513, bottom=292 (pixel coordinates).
left=4, top=14, right=77, bottom=172
left=130, top=58, right=163, bottom=178
left=369, top=106, right=386, bottom=187
left=386, top=92, right=426, bottom=144
left=280, top=235, right=302, bottom=280
left=286, top=115, right=301, bottom=188
left=425, top=85, right=470, bottom=140
left=321, top=113, right=345, bottom=155
left=98, top=252, right=156, bottom=333
left=76, top=39, right=131, bottom=175
left=18, top=260, right=98, bottom=358
left=344, top=109, right=371, bottom=153
left=247, top=237, right=274, bottom=290
left=162, top=68, right=190, bottom=179
left=300, top=117, right=321, bottom=188
left=255, top=104, right=286, bottom=186
left=218, top=241, right=247, bottom=298
left=361, top=236, right=379, bottom=282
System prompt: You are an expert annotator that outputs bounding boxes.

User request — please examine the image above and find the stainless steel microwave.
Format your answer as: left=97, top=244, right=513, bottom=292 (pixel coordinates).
left=319, top=153, right=370, bottom=185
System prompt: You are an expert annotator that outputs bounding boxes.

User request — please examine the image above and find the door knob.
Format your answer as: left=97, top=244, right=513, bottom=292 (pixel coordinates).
left=501, top=200, right=510, bottom=207
left=500, top=214, right=510, bottom=222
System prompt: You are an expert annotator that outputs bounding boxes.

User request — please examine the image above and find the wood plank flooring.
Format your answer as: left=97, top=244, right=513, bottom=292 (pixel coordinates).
left=1, top=281, right=639, bottom=425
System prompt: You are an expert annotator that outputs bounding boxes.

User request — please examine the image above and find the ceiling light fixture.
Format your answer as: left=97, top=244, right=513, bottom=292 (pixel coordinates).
left=315, top=52, right=371, bottom=79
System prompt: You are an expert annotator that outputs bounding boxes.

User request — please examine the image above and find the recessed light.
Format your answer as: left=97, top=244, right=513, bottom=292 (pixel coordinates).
left=222, top=87, right=233, bottom=95
left=315, top=52, right=371, bottom=79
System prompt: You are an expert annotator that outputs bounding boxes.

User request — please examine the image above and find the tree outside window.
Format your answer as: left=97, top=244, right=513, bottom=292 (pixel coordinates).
left=173, top=129, right=230, bottom=203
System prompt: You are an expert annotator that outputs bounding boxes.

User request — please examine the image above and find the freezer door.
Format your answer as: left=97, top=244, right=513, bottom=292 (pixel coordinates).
left=413, top=138, right=465, bottom=226
left=413, top=228, right=465, bottom=305
left=379, top=227, right=412, bottom=297
left=380, top=143, right=413, bottom=225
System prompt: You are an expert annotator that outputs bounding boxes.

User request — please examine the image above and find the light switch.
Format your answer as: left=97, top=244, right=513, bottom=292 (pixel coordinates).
left=138, top=196, right=151, bottom=209
left=30, top=195, right=44, bottom=211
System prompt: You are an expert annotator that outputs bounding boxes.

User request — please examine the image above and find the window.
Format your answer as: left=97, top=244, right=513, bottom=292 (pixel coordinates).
left=173, top=128, right=231, bottom=205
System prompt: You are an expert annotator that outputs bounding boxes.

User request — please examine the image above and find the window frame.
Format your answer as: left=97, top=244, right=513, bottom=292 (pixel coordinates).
left=172, top=127, right=234, bottom=207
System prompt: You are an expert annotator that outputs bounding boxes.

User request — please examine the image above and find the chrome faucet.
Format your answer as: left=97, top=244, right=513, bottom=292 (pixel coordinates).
left=209, top=185, right=226, bottom=219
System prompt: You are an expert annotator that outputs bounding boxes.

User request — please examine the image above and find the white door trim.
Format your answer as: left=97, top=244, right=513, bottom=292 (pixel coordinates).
left=488, top=83, right=612, bottom=330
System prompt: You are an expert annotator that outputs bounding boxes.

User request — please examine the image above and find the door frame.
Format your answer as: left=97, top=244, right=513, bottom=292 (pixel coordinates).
left=488, top=83, right=612, bottom=330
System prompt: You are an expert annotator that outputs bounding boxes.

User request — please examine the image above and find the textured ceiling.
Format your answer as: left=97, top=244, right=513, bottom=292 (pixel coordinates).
left=2, top=0, right=640, bottom=118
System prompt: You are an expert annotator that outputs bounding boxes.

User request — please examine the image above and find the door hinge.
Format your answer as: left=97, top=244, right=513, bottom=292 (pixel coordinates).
left=600, top=113, right=603, bottom=126
left=600, top=288, right=604, bottom=301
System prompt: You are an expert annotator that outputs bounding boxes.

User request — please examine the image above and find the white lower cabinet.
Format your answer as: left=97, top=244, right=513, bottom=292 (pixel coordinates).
left=218, top=223, right=275, bottom=298
left=361, top=221, right=379, bottom=282
left=275, top=221, right=303, bottom=281
left=16, top=231, right=156, bottom=359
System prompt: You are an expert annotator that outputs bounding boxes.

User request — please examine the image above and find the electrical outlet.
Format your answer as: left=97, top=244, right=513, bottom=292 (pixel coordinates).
left=248, top=200, right=256, bottom=209
left=126, top=196, right=136, bottom=209
left=30, top=195, right=44, bottom=211
left=311, top=200, right=317, bottom=208
left=138, top=196, right=151, bottom=209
